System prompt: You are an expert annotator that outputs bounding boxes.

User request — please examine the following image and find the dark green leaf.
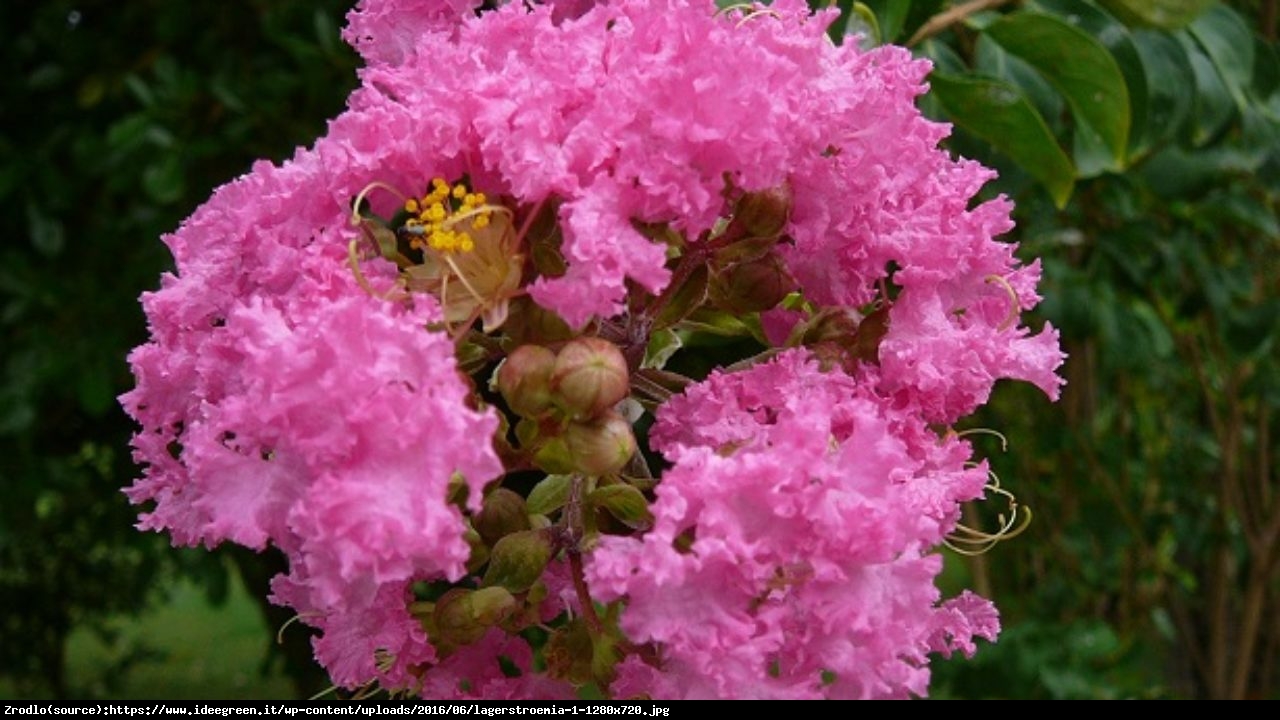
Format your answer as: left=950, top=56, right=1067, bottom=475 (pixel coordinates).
left=1130, top=29, right=1197, bottom=151
left=927, top=71, right=1076, bottom=207
left=860, top=0, right=912, bottom=43
left=142, top=155, right=185, bottom=205
left=1033, top=0, right=1149, bottom=157
left=1187, top=4, right=1254, bottom=106
left=985, top=12, right=1131, bottom=169
left=974, top=34, right=1064, bottom=125
left=1096, top=0, right=1214, bottom=29
left=1176, top=31, right=1237, bottom=146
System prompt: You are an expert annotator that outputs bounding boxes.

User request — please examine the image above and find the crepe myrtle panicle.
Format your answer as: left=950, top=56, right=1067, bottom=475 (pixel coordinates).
left=122, top=0, right=1064, bottom=700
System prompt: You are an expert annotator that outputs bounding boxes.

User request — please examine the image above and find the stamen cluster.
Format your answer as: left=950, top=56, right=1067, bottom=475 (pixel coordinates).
left=404, top=178, right=491, bottom=254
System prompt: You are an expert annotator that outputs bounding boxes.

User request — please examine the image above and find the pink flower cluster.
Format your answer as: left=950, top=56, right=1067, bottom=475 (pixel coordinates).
left=588, top=352, right=998, bottom=699
left=123, top=0, right=1063, bottom=699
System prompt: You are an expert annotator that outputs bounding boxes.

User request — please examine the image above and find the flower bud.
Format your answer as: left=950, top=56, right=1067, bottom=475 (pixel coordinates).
left=731, top=183, right=792, bottom=239
left=470, top=586, right=519, bottom=627
left=473, top=487, right=531, bottom=547
left=797, top=305, right=890, bottom=372
left=433, top=589, right=485, bottom=646
left=433, top=587, right=517, bottom=647
left=709, top=250, right=797, bottom=314
left=565, top=410, right=637, bottom=477
left=496, top=345, right=557, bottom=417
left=482, top=528, right=556, bottom=594
left=550, top=337, right=629, bottom=419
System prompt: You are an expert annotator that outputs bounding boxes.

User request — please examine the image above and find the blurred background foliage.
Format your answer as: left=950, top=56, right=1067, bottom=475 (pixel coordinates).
left=0, top=0, right=1275, bottom=700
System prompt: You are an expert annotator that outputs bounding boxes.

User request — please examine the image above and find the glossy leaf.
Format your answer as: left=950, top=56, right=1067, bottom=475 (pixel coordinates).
left=1177, top=31, right=1237, bottom=145
left=974, top=34, right=1064, bottom=124
left=985, top=12, right=1131, bottom=169
left=1097, top=0, right=1214, bottom=29
left=927, top=71, right=1076, bottom=207
left=1187, top=4, right=1255, bottom=107
left=587, top=483, right=654, bottom=530
left=1130, top=29, right=1197, bottom=151
left=1032, top=0, right=1150, bottom=156
left=526, top=474, right=572, bottom=516
left=860, top=0, right=912, bottom=43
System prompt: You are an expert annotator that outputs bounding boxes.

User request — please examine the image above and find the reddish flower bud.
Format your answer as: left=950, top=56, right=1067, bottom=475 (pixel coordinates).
left=473, top=487, right=531, bottom=547
left=731, top=183, right=792, bottom=239
left=709, top=250, right=797, bottom=314
left=496, top=344, right=557, bottom=417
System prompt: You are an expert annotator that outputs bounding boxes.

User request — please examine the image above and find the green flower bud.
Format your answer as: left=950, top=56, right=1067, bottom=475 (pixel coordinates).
left=432, top=587, right=518, bottom=648
left=709, top=250, right=797, bottom=314
left=482, top=528, right=555, bottom=594
left=565, top=410, right=637, bottom=477
left=496, top=345, right=558, bottom=418
left=550, top=337, right=630, bottom=419
left=473, top=487, right=531, bottom=547
left=433, top=589, right=488, bottom=646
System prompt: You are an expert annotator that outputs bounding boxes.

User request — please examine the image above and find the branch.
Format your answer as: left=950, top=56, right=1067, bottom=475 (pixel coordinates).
left=908, top=0, right=1019, bottom=47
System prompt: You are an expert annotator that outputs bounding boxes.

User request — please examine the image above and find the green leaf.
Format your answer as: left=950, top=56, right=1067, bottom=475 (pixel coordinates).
left=1130, top=29, right=1196, bottom=152
left=1187, top=4, right=1255, bottom=108
left=526, top=474, right=572, bottom=516
left=1096, top=0, right=1214, bottom=29
left=25, top=202, right=65, bottom=257
left=587, top=483, right=654, bottom=530
left=1176, top=31, right=1237, bottom=146
left=142, top=155, right=185, bottom=205
left=1032, top=0, right=1149, bottom=157
left=985, top=12, right=1131, bottom=170
left=843, top=3, right=881, bottom=49
left=860, top=0, right=912, bottom=43
left=974, top=35, right=1064, bottom=125
left=642, top=328, right=682, bottom=370
left=652, top=261, right=708, bottom=330
left=927, top=71, right=1076, bottom=207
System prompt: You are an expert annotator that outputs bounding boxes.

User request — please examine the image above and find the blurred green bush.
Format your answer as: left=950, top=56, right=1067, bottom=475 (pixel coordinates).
left=828, top=0, right=1279, bottom=699
left=0, top=0, right=356, bottom=697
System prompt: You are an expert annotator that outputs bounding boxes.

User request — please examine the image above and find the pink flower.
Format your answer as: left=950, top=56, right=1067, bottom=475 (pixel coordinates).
left=588, top=351, right=997, bottom=699
left=124, top=0, right=1059, bottom=698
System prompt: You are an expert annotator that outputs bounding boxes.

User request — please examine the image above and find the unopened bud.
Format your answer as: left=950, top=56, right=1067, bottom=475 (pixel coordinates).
left=470, top=586, right=518, bottom=627
left=709, top=250, right=797, bottom=314
left=798, top=305, right=890, bottom=372
left=496, top=345, right=557, bottom=417
left=473, top=487, right=531, bottom=547
left=433, top=589, right=488, bottom=646
left=565, top=410, right=637, bottom=477
left=799, top=306, right=864, bottom=345
left=482, top=528, right=555, bottom=594
left=551, top=337, right=629, bottom=419
left=433, top=586, right=517, bottom=647
left=731, top=184, right=792, bottom=239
